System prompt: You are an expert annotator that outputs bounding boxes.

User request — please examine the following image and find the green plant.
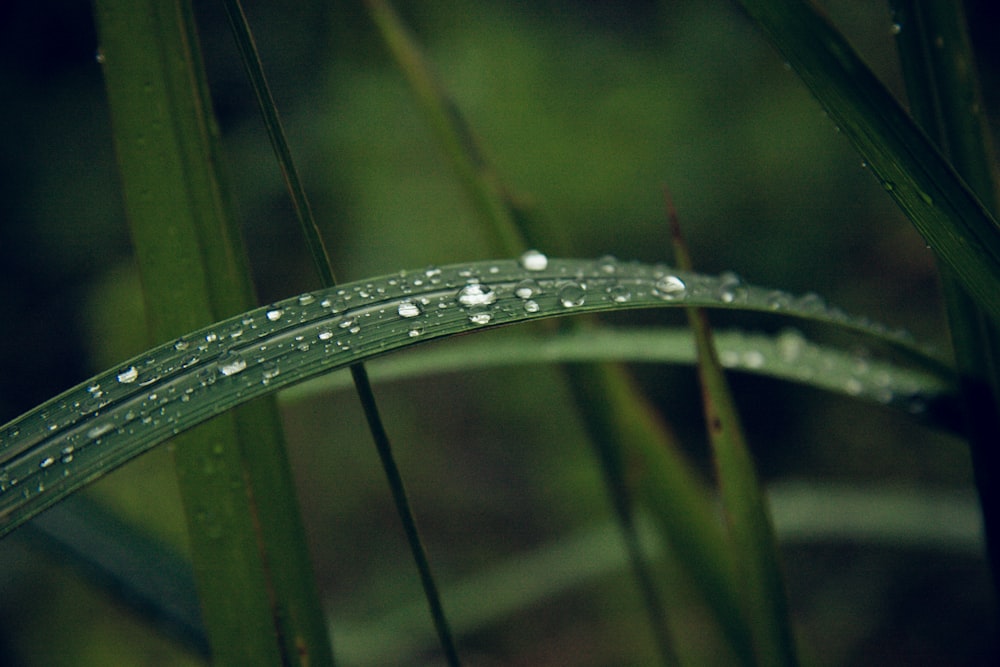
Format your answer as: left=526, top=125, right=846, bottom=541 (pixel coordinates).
left=0, top=0, right=995, bottom=665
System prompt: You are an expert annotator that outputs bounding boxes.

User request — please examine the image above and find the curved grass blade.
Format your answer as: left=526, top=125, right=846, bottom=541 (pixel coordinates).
left=0, top=258, right=949, bottom=536
left=734, top=0, right=1000, bottom=327
left=282, top=327, right=956, bottom=431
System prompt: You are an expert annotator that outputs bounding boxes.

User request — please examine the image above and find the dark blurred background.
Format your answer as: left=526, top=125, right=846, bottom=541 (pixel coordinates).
left=0, top=0, right=998, bottom=664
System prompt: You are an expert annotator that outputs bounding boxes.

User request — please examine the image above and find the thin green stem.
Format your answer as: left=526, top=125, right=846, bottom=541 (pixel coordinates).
left=667, top=192, right=798, bottom=667
left=222, top=2, right=460, bottom=661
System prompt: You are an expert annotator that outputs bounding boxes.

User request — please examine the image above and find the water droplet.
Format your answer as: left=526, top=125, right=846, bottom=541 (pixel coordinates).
left=718, top=272, right=747, bottom=303
left=795, top=292, right=826, bottom=313
left=95, top=50, right=106, bottom=64
left=87, top=384, right=104, bottom=398
left=597, top=255, right=619, bottom=274
left=608, top=284, right=632, bottom=303
left=205, top=332, right=218, bottom=343
left=523, top=299, right=540, bottom=313
left=298, top=294, right=316, bottom=306
left=654, top=275, right=687, bottom=300
left=766, top=290, right=792, bottom=311
left=519, top=249, right=548, bottom=271
left=87, top=422, right=114, bottom=440
left=408, top=325, right=423, bottom=337
left=558, top=282, right=586, bottom=308
left=397, top=300, right=422, bottom=318
left=318, top=330, right=334, bottom=341
left=468, top=311, right=493, bottom=325
left=40, top=457, right=55, bottom=469
left=266, top=308, right=284, bottom=322
left=891, top=22, right=902, bottom=35
left=457, top=283, right=497, bottom=307
left=117, top=366, right=138, bottom=384
left=742, top=350, right=765, bottom=369
left=514, top=279, right=540, bottom=299
left=174, top=339, right=190, bottom=351
left=217, top=352, right=247, bottom=376
left=261, top=366, right=280, bottom=385
left=776, top=329, right=806, bottom=362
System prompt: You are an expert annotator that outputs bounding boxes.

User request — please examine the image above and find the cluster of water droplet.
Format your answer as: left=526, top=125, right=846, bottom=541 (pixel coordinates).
left=0, top=252, right=944, bottom=531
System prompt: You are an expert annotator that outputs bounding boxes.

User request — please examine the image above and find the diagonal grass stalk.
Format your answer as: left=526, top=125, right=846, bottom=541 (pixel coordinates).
left=361, top=5, right=723, bottom=660
left=221, top=1, right=460, bottom=661
left=889, top=0, right=1000, bottom=605
left=92, top=0, right=333, bottom=664
left=734, top=0, right=1000, bottom=327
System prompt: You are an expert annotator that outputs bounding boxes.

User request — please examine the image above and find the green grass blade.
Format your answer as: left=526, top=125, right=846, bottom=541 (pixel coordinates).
left=282, top=327, right=956, bottom=431
left=734, top=0, right=1000, bottom=327
left=1, top=256, right=952, bottom=663
left=0, top=258, right=951, bottom=534
left=890, top=0, right=1000, bottom=605
left=93, top=0, right=332, bottom=664
left=668, top=202, right=798, bottom=666
left=364, top=0, right=528, bottom=253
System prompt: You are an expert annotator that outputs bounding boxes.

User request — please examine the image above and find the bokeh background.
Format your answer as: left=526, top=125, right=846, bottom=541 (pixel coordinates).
left=1, top=0, right=998, bottom=664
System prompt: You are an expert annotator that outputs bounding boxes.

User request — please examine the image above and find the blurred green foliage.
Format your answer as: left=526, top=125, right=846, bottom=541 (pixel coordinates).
left=0, top=0, right=996, bottom=664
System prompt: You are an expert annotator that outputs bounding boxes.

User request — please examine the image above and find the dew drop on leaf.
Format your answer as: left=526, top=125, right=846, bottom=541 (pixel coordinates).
left=87, top=422, right=115, bottom=440
left=397, top=300, right=422, bottom=318
left=608, top=284, right=632, bottom=303
left=742, top=350, right=765, bottom=369
left=596, top=255, right=619, bottom=274
left=654, top=275, right=687, bottom=300
left=558, top=281, right=586, bottom=308
left=718, top=271, right=747, bottom=303
left=217, top=352, right=247, bottom=376
left=117, top=366, right=138, bottom=384
left=523, top=299, right=540, bottom=313
left=519, top=249, right=548, bottom=271
left=457, top=283, right=497, bottom=307
left=468, top=310, right=493, bottom=325
left=776, top=329, right=806, bottom=362
left=266, top=308, right=284, bottom=322
left=514, top=279, right=540, bottom=299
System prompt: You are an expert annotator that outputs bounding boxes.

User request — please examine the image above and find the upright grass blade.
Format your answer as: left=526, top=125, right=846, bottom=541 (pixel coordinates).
left=734, top=0, right=1000, bottom=327
left=221, top=3, right=461, bottom=663
left=93, top=0, right=332, bottom=664
left=890, top=0, right=1000, bottom=604
left=667, top=195, right=799, bottom=666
